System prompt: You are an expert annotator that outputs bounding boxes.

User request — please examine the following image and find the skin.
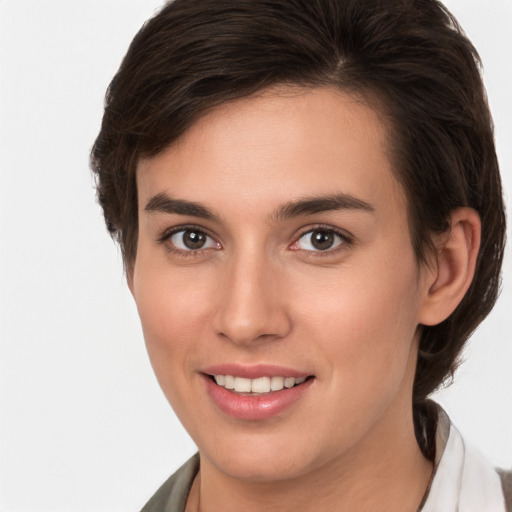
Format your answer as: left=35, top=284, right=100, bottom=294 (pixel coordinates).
left=130, top=86, right=480, bottom=511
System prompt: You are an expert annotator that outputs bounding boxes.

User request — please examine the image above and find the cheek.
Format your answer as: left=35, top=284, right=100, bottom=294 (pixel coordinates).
left=132, top=258, right=217, bottom=384
left=292, top=248, right=422, bottom=386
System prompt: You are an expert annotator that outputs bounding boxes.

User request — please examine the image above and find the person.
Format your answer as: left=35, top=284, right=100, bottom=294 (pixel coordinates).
left=90, top=0, right=510, bottom=510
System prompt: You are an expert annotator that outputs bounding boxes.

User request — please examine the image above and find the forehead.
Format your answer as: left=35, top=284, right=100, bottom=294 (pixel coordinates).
left=136, top=86, right=405, bottom=222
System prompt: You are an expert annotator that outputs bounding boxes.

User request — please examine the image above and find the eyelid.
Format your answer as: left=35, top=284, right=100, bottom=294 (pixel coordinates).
left=158, top=224, right=213, bottom=241
left=157, top=224, right=221, bottom=252
left=156, top=223, right=352, bottom=255
left=289, top=225, right=353, bottom=253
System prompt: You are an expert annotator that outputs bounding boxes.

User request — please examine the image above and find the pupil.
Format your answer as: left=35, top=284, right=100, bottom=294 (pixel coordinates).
left=311, top=230, right=334, bottom=250
left=183, top=230, right=206, bottom=249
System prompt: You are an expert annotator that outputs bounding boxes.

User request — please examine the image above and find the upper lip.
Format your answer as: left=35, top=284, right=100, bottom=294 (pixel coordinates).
left=201, top=363, right=312, bottom=379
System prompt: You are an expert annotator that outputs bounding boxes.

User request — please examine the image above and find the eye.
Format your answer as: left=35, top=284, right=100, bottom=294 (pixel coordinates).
left=167, top=228, right=220, bottom=251
left=291, top=228, right=347, bottom=252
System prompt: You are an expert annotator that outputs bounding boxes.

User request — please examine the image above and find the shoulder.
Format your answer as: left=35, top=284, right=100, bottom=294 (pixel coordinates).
left=498, top=469, right=512, bottom=512
left=140, top=454, right=200, bottom=512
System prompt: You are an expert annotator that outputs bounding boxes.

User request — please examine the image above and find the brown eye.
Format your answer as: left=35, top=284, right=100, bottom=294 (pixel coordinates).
left=294, top=229, right=345, bottom=252
left=311, top=230, right=335, bottom=250
left=183, top=230, right=206, bottom=249
left=169, top=229, right=220, bottom=251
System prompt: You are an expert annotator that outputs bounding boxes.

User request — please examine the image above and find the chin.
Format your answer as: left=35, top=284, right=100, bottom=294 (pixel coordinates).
left=197, top=429, right=326, bottom=483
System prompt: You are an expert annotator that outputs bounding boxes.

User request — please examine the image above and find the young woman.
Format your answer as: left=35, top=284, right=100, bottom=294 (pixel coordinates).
left=91, top=0, right=510, bottom=510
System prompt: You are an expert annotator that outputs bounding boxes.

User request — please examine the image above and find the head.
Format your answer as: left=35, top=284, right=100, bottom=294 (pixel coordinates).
left=91, top=0, right=505, bottom=465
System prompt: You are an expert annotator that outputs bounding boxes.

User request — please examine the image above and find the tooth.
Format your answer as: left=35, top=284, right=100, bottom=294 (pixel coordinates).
left=234, top=377, right=252, bottom=392
left=284, top=377, right=296, bottom=388
left=251, top=376, right=271, bottom=393
left=270, top=376, right=284, bottom=391
left=215, top=374, right=306, bottom=392
left=224, top=375, right=235, bottom=389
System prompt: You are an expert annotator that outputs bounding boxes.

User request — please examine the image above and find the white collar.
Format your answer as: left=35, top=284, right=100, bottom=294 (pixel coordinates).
left=421, top=406, right=506, bottom=512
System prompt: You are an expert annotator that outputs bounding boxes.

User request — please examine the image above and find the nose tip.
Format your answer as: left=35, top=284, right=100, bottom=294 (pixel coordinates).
left=216, top=316, right=277, bottom=345
left=212, top=265, right=292, bottom=346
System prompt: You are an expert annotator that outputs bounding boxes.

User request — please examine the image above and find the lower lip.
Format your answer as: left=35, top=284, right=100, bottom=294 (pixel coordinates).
left=204, top=375, right=313, bottom=421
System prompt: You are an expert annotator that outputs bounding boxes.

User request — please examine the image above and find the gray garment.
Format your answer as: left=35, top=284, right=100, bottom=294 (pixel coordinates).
left=140, top=454, right=199, bottom=512
left=499, top=469, right=512, bottom=512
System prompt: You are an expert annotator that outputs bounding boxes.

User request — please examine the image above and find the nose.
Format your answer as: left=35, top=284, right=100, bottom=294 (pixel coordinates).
left=212, top=252, right=292, bottom=345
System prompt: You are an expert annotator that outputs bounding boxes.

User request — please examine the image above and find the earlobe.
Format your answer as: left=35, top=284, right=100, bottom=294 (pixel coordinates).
left=419, top=207, right=481, bottom=326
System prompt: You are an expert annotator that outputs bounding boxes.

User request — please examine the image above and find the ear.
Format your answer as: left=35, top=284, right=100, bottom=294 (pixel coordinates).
left=418, top=207, right=481, bottom=326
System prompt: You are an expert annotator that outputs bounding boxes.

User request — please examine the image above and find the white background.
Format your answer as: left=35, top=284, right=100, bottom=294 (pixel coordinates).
left=0, top=1, right=511, bottom=511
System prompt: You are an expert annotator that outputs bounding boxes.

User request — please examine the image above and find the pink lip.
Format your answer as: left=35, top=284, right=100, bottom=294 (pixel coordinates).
left=201, top=363, right=310, bottom=379
left=202, top=367, right=314, bottom=421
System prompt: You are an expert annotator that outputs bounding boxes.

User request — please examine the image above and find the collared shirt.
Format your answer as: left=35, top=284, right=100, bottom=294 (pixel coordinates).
left=419, top=406, right=508, bottom=511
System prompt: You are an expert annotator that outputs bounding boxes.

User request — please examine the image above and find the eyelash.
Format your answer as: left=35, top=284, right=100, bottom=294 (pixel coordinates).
left=157, top=225, right=221, bottom=257
left=291, top=225, right=353, bottom=257
left=157, top=224, right=353, bottom=258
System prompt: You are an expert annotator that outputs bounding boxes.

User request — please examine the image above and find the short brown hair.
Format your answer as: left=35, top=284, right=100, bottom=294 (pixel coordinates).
left=91, top=0, right=505, bottom=409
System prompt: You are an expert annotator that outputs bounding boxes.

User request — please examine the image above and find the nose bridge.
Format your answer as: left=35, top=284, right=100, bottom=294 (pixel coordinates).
left=212, top=245, right=291, bottom=345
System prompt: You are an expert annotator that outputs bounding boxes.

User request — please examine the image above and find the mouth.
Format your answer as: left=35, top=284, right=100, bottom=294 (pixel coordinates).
left=208, top=374, right=311, bottom=395
left=201, top=366, right=315, bottom=420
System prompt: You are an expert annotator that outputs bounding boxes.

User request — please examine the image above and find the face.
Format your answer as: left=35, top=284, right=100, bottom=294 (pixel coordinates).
left=131, top=87, right=432, bottom=482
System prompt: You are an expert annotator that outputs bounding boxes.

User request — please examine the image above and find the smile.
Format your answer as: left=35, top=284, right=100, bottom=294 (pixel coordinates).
left=203, top=367, right=315, bottom=420
left=212, top=375, right=307, bottom=394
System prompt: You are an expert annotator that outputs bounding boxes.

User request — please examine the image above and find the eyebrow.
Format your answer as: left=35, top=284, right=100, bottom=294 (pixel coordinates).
left=271, top=193, right=375, bottom=221
left=144, top=192, right=374, bottom=222
left=144, top=192, right=219, bottom=221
